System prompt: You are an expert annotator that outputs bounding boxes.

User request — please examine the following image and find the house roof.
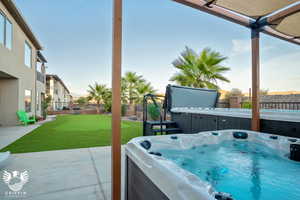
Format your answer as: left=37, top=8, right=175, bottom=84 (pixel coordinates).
left=37, top=51, right=47, bottom=63
left=1, top=0, right=43, bottom=50
left=46, top=74, right=70, bottom=94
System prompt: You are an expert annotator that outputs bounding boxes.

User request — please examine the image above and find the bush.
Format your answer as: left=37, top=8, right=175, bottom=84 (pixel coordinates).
left=121, top=104, right=127, bottom=116
left=75, top=97, right=87, bottom=106
left=104, top=102, right=112, bottom=113
left=224, top=88, right=243, bottom=101
left=42, top=102, right=48, bottom=119
left=35, top=115, right=43, bottom=121
left=42, top=95, right=52, bottom=119
left=241, top=101, right=252, bottom=109
left=147, top=103, right=160, bottom=121
left=62, top=106, right=70, bottom=110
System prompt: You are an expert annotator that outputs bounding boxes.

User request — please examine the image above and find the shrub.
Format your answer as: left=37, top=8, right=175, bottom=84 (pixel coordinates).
left=121, top=104, right=127, bottom=116
left=75, top=97, right=87, bottom=106
left=42, top=95, right=52, bottom=119
left=224, top=88, right=243, bottom=101
left=241, top=101, right=252, bottom=109
left=147, top=103, right=160, bottom=121
left=35, top=115, right=43, bottom=121
left=104, top=101, right=112, bottom=113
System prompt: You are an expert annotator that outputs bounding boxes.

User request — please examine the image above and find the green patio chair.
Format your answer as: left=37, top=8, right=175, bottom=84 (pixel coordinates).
left=16, top=110, right=36, bottom=125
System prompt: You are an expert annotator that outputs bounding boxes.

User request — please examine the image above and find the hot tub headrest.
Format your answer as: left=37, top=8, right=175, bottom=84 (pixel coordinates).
left=233, top=132, right=248, bottom=139
left=290, top=144, right=300, bottom=162
left=140, top=140, right=151, bottom=150
left=149, top=151, right=162, bottom=156
left=215, top=192, right=234, bottom=200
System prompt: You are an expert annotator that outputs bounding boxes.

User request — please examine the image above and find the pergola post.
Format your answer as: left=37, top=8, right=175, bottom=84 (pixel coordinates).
left=251, top=28, right=260, bottom=131
left=111, top=0, right=122, bottom=199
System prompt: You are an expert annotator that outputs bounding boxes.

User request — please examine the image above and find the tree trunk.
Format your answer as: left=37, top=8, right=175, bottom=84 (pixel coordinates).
left=96, top=101, right=100, bottom=114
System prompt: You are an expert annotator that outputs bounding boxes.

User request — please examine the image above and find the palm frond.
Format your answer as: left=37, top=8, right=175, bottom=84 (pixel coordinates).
left=170, top=47, right=230, bottom=89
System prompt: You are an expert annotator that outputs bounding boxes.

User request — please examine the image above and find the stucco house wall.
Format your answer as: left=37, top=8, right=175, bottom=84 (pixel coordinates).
left=0, top=1, right=45, bottom=126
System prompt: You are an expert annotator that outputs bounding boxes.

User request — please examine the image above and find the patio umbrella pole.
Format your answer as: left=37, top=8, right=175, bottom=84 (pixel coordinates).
left=111, top=0, right=122, bottom=199
left=251, top=28, right=260, bottom=131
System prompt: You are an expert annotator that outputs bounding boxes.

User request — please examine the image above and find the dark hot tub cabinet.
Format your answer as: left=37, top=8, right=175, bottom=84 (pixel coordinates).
left=143, top=85, right=300, bottom=138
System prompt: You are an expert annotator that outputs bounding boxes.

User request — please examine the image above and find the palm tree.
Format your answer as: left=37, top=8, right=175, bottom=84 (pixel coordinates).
left=170, top=47, right=230, bottom=89
left=123, top=71, right=145, bottom=104
left=121, top=77, right=129, bottom=104
left=135, top=82, right=156, bottom=104
left=103, top=89, right=112, bottom=112
left=87, top=83, right=109, bottom=113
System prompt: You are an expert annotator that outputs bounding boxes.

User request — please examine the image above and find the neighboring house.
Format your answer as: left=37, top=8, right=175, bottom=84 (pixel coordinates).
left=0, top=0, right=47, bottom=126
left=46, top=74, right=72, bottom=111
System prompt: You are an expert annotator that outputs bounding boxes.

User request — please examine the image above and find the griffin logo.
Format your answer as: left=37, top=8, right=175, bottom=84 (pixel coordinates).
left=2, top=170, right=29, bottom=192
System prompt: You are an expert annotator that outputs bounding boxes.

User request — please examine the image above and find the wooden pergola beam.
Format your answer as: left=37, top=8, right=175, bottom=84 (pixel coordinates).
left=109, top=1, right=300, bottom=199
left=172, top=0, right=252, bottom=27
left=172, top=0, right=300, bottom=131
left=172, top=0, right=300, bottom=45
left=267, top=3, right=300, bottom=24
left=261, top=26, right=300, bottom=45
left=111, top=0, right=122, bottom=199
left=251, top=29, right=260, bottom=131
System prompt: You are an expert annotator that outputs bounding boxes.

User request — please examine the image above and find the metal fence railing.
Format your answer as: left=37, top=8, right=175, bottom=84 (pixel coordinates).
left=51, top=101, right=72, bottom=110
left=260, top=102, right=300, bottom=110
left=36, top=71, right=45, bottom=83
left=218, top=101, right=300, bottom=110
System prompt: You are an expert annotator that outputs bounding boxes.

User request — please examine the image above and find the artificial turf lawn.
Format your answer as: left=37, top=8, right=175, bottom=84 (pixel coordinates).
left=0, top=114, right=142, bottom=154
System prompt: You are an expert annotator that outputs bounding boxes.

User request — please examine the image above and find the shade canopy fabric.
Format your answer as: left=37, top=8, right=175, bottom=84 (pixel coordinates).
left=272, top=12, right=300, bottom=37
left=174, top=0, right=300, bottom=45
left=208, top=0, right=299, bottom=19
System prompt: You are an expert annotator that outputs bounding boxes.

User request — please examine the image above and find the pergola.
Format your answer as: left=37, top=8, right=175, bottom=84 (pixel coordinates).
left=111, top=0, right=300, bottom=199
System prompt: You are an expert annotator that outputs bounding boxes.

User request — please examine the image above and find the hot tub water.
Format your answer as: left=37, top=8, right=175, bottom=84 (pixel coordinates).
left=159, top=140, right=300, bottom=200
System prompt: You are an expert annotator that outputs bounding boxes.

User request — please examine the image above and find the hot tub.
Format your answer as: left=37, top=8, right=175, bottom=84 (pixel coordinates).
left=170, top=108, right=300, bottom=137
left=125, top=130, right=300, bottom=200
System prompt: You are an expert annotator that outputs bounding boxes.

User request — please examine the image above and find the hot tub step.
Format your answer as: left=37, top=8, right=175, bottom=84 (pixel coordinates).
left=146, top=121, right=178, bottom=126
left=144, top=120, right=181, bottom=136
left=152, top=127, right=182, bottom=134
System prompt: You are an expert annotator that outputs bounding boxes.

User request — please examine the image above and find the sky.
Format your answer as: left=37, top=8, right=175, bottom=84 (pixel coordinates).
left=15, top=0, right=300, bottom=96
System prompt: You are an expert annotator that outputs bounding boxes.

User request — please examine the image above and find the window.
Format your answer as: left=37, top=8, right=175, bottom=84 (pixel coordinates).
left=5, top=18, right=12, bottom=49
left=36, top=62, right=42, bottom=72
left=36, top=92, right=40, bottom=111
left=25, top=90, right=32, bottom=112
left=0, top=11, right=12, bottom=49
left=24, top=42, right=32, bottom=67
left=0, top=12, right=4, bottom=45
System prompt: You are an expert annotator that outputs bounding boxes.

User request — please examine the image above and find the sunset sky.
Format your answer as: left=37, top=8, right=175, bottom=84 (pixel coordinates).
left=16, top=0, right=300, bottom=96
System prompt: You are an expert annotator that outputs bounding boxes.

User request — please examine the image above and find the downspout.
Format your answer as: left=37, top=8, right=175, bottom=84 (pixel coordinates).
left=34, top=53, right=37, bottom=118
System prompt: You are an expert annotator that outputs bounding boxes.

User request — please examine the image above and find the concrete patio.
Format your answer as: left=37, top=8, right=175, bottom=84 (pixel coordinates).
left=0, top=115, right=56, bottom=150
left=0, top=146, right=125, bottom=200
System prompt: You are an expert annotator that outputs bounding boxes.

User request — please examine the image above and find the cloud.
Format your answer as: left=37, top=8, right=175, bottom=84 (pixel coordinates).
left=230, top=38, right=274, bottom=56
left=231, top=39, right=251, bottom=56
left=220, top=50, right=300, bottom=92
left=219, top=67, right=251, bottom=92
left=260, top=52, right=300, bottom=91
